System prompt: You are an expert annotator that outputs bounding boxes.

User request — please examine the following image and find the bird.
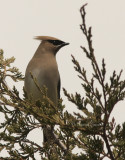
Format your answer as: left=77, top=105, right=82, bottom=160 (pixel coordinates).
left=24, top=36, right=69, bottom=145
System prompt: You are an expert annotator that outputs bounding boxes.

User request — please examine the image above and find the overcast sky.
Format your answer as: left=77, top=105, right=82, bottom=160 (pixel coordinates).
left=0, top=0, right=125, bottom=158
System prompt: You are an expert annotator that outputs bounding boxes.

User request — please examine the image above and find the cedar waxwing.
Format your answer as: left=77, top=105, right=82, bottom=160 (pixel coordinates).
left=24, top=36, right=69, bottom=143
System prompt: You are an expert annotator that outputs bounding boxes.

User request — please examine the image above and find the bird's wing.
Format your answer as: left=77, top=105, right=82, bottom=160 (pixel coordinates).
left=57, top=77, right=61, bottom=99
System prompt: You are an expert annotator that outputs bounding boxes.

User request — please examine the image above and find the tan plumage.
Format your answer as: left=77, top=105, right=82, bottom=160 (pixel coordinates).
left=24, top=36, right=69, bottom=143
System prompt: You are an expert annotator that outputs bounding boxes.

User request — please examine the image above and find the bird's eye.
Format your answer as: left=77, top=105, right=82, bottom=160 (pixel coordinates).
left=48, top=40, right=63, bottom=46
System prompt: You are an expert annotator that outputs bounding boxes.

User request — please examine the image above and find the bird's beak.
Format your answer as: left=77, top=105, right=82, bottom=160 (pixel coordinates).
left=61, top=42, right=70, bottom=47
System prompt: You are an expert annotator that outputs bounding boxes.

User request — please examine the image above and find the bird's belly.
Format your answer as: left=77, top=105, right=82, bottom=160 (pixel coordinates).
left=25, top=66, right=59, bottom=105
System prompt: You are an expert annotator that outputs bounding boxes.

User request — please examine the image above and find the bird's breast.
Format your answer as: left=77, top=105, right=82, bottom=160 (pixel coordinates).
left=32, top=60, right=59, bottom=81
left=25, top=57, right=60, bottom=90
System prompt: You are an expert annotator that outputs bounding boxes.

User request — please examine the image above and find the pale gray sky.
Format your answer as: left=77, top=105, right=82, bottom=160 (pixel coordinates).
left=0, top=0, right=125, bottom=158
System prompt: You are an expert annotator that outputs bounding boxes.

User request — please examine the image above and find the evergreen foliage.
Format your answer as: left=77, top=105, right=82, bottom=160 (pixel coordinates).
left=0, top=4, right=125, bottom=160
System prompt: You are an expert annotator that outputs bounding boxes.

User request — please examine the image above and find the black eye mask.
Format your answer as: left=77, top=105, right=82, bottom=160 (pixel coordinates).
left=47, top=40, right=64, bottom=46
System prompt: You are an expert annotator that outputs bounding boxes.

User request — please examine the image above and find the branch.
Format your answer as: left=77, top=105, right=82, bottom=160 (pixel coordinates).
left=80, top=4, right=115, bottom=160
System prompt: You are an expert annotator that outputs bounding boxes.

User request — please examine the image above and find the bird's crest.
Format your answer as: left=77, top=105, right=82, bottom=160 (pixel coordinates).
left=34, top=36, right=60, bottom=41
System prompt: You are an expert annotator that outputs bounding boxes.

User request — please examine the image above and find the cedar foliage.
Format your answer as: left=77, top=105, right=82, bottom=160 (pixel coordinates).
left=0, top=4, right=125, bottom=160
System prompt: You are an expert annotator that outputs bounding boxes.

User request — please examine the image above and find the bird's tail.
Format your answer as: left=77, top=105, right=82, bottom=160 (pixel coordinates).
left=43, top=125, right=53, bottom=144
left=43, top=125, right=58, bottom=158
